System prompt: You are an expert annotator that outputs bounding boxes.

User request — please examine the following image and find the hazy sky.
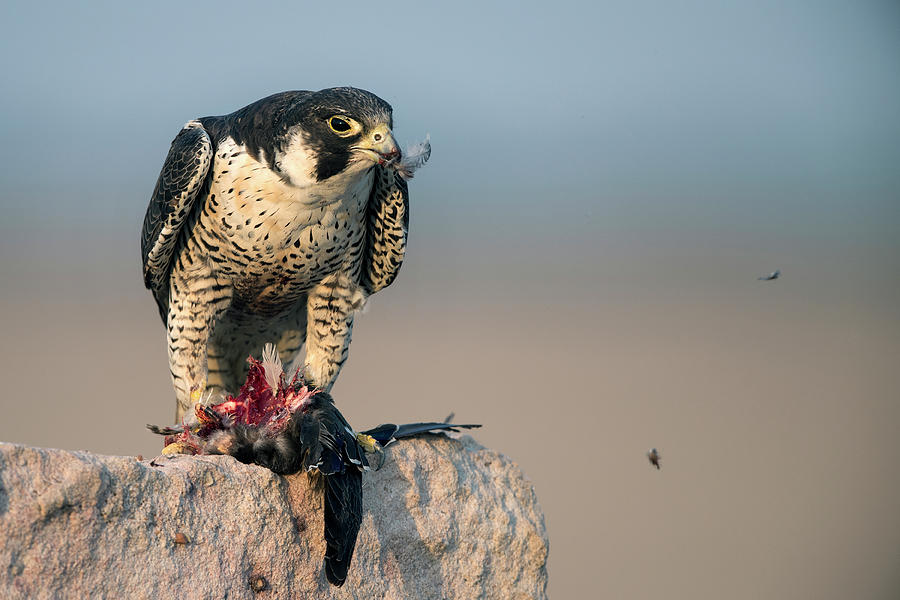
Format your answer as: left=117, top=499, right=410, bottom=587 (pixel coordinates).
left=1, top=1, right=899, bottom=598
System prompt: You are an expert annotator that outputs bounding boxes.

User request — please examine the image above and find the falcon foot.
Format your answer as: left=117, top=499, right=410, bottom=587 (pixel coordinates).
left=357, top=422, right=481, bottom=470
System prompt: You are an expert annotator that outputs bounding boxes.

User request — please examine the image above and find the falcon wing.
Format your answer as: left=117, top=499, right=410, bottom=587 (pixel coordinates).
left=359, top=166, right=409, bottom=295
left=140, top=121, right=213, bottom=321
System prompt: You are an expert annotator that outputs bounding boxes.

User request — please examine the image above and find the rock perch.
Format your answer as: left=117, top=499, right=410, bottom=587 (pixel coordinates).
left=0, top=435, right=548, bottom=599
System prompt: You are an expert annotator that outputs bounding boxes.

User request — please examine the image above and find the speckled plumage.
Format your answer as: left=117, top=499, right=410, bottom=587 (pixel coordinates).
left=141, top=88, right=416, bottom=420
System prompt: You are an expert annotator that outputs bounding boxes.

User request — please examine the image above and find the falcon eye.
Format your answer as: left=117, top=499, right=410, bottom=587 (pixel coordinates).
left=330, top=117, right=350, bottom=132
left=327, top=116, right=359, bottom=137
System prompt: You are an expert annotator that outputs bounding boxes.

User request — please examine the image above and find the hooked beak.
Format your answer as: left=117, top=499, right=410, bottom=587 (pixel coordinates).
left=352, top=124, right=400, bottom=166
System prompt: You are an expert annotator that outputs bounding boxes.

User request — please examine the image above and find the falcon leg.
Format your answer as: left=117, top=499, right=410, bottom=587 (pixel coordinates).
left=275, top=307, right=308, bottom=376
left=303, top=272, right=366, bottom=391
left=205, top=341, right=239, bottom=402
left=167, top=267, right=233, bottom=422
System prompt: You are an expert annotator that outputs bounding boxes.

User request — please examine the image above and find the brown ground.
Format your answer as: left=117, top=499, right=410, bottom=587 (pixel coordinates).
left=1, top=222, right=898, bottom=599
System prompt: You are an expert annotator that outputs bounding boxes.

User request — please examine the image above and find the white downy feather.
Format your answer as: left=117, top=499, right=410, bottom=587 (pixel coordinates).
left=394, top=134, right=431, bottom=180
left=261, top=343, right=283, bottom=393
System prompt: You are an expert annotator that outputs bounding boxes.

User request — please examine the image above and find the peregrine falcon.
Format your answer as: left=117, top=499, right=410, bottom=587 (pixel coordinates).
left=758, top=269, right=781, bottom=281
left=647, top=448, right=661, bottom=469
left=141, top=88, right=428, bottom=421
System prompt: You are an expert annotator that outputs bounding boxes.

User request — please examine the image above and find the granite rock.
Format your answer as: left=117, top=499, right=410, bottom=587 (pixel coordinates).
left=0, top=435, right=548, bottom=599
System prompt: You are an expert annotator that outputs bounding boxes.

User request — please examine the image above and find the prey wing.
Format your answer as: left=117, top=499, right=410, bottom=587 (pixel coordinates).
left=360, top=166, right=410, bottom=295
left=361, top=422, right=482, bottom=447
left=140, top=121, right=213, bottom=318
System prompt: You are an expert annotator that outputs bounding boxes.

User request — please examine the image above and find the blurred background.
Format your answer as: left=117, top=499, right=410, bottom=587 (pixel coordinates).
left=1, top=1, right=899, bottom=597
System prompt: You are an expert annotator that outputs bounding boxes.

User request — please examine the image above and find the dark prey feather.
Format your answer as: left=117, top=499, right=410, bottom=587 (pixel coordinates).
left=323, top=469, right=362, bottom=586
left=361, top=422, right=482, bottom=447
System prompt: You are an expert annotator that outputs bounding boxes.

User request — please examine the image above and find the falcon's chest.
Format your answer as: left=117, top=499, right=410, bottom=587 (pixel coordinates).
left=201, top=138, right=373, bottom=294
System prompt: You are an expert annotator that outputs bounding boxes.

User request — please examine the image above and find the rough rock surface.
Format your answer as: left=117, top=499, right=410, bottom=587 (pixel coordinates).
left=0, top=435, right=548, bottom=599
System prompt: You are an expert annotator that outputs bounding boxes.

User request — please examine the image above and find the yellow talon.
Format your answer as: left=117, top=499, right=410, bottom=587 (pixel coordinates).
left=190, top=381, right=206, bottom=404
left=355, top=433, right=380, bottom=453
left=356, top=433, right=385, bottom=470
left=162, top=441, right=197, bottom=456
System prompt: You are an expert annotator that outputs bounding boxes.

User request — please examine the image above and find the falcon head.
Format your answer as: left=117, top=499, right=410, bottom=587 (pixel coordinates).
left=275, top=87, right=400, bottom=185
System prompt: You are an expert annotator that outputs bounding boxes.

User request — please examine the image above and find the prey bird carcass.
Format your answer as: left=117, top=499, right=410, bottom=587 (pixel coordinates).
left=148, top=345, right=479, bottom=586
